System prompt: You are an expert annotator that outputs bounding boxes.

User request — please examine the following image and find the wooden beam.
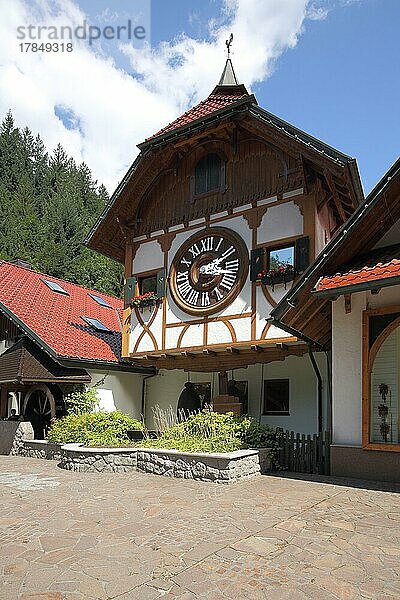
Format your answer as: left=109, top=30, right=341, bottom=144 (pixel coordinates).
left=276, top=342, right=289, bottom=351
left=251, top=344, right=264, bottom=353
left=181, top=351, right=196, bottom=358
left=203, top=349, right=217, bottom=356
left=325, top=170, right=347, bottom=223
left=226, top=346, right=240, bottom=354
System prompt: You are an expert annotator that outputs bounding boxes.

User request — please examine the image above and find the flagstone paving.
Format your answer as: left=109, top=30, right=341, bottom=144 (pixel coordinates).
left=0, top=456, right=399, bottom=599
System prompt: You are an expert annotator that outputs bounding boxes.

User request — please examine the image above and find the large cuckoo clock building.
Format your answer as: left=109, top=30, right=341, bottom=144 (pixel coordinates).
left=87, top=58, right=363, bottom=432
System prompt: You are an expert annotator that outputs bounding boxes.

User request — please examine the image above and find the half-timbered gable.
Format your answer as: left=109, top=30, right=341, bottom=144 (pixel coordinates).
left=86, top=58, right=363, bottom=432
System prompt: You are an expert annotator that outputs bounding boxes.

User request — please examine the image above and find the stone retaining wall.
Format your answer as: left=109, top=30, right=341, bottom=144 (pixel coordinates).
left=136, top=447, right=262, bottom=483
left=0, top=421, right=34, bottom=455
left=14, top=438, right=272, bottom=483
left=19, top=440, right=63, bottom=461
left=59, top=444, right=138, bottom=473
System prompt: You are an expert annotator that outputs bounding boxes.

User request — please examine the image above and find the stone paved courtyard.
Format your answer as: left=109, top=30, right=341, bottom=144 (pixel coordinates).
left=0, top=456, right=399, bottom=599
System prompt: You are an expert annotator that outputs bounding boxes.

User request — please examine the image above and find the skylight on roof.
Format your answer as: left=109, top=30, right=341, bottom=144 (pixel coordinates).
left=41, top=279, right=69, bottom=295
left=82, top=316, right=111, bottom=332
left=89, top=293, right=112, bottom=308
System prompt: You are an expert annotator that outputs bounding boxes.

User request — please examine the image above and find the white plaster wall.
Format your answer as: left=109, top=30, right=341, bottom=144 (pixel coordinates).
left=144, top=369, right=216, bottom=429
left=87, top=370, right=144, bottom=420
left=332, top=285, right=400, bottom=446
left=133, top=240, right=163, bottom=274
left=207, top=320, right=236, bottom=345
left=257, top=201, right=303, bottom=245
left=332, top=293, right=365, bottom=445
left=143, top=353, right=328, bottom=434
left=260, top=353, right=326, bottom=433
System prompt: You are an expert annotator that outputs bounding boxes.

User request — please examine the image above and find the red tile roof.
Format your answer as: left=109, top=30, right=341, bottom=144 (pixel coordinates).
left=147, top=89, right=249, bottom=140
left=316, top=245, right=400, bottom=293
left=0, top=261, right=124, bottom=364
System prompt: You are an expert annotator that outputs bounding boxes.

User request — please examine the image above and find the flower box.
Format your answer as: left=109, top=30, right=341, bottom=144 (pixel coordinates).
left=130, top=292, right=161, bottom=310
left=258, top=265, right=295, bottom=291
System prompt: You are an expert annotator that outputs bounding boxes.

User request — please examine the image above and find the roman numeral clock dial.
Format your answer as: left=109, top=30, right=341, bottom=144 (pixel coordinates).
left=169, top=228, right=249, bottom=316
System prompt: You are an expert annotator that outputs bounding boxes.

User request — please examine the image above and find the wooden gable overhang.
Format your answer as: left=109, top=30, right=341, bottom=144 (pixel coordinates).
left=86, top=98, right=363, bottom=264
left=0, top=337, right=91, bottom=385
left=270, top=159, right=400, bottom=348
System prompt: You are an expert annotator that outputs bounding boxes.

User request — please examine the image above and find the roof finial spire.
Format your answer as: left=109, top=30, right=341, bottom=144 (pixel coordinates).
left=226, top=33, right=233, bottom=59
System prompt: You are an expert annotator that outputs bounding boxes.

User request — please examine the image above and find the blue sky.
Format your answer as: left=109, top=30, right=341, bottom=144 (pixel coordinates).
left=1, top=0, right=398, bottom=194
left=152, top=0, right=399, bottom=194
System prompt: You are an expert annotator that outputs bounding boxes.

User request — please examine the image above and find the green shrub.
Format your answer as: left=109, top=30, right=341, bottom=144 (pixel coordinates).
left=139, top=411, right=280, bottom=454
left=65, top=387, right=99, bottom=415
left=48, top=411, right=143, bottom=447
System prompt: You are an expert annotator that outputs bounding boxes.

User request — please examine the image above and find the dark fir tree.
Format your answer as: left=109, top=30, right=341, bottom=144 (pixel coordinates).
left=0, top=111, right=122, bottom=296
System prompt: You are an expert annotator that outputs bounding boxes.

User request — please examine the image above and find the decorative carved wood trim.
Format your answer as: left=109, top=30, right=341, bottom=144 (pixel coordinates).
left=157, top=231, right=176, bottom=254
left=260, top=321, right=270, bottom=340
left=129, top=340, right=307, bottom=372
left=243, top=206, right=267, bottom=231
left=165, top=312, right=252, bottom=328
left=121, top=308, right=131, bottom=358
left=133, top=303, right=160, bottom=353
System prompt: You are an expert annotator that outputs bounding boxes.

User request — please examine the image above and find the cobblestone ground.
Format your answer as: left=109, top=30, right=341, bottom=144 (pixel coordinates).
left=0, top=456, right=399, bottom=600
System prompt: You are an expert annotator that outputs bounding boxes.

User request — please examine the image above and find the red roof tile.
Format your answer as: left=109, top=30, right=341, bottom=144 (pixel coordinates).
left=147, top=89, right=249, bottom=140
left=0, top=262, right=124, bottom=364
left=316, top=245, right=400, bottom=292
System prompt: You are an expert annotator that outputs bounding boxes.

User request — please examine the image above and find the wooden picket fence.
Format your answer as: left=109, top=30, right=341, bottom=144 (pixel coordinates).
left=278, top=430, right=331, bottom=475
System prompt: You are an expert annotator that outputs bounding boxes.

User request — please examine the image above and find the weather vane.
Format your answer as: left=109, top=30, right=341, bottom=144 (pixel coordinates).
left=226, top=33, right=233, bottom=58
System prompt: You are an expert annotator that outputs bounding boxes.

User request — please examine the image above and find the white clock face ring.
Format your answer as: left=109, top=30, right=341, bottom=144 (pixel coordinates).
left=169, top=227, right=249, bottom=316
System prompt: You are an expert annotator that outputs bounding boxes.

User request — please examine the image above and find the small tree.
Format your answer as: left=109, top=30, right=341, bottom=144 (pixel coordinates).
left=65, top=386, right=99, bottom=416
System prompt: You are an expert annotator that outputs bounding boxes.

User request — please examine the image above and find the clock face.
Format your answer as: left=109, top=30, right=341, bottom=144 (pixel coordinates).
left=169, top=227, right=248, bottom=316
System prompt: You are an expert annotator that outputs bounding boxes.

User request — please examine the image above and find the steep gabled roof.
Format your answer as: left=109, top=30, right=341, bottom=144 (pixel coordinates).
left=139, top=59, right=253, bottom=147
left=0, top=261, right=151, bottom=372
left=85, top=60, right=362, bottom=263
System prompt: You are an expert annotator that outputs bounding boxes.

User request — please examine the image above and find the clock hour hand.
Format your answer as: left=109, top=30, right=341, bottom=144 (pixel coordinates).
left=199, top=261, right=234, bottom=276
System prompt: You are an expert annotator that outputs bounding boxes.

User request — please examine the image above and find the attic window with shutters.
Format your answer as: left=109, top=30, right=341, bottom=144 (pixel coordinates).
left=193, top=153, right=223, bottom=197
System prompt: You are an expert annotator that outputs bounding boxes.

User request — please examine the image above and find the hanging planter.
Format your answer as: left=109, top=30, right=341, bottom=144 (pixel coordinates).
left=130, top=291, right=161, bottom=311
left=378, top=382, right=391, bottom=443
left=258, top=264, right=294, bottom=291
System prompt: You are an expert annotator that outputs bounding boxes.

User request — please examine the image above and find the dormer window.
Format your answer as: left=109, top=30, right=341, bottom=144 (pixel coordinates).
left=193, top=153, right=223, bottom=197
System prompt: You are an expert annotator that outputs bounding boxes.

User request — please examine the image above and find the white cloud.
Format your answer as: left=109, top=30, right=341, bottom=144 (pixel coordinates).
left=0, top=0, right=318, bottom=191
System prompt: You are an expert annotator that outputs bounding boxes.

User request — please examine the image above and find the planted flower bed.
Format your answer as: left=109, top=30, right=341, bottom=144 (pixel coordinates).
left=38, top=410, right=277, bottom=482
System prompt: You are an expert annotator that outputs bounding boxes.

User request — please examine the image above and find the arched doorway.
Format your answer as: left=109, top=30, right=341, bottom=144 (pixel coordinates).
left=23, top=385, right=56, bottom=439
left=368, top=321, right=400, bottom=446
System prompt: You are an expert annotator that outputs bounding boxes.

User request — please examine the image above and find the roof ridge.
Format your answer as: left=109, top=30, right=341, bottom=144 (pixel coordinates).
left=0, top=261, right=122, bottom=305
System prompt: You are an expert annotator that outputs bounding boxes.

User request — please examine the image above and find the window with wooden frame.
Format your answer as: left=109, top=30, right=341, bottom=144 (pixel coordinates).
left=192, top=153, right=225, bottom=198
left=250, top=236, right=309, bottom=283
left=263, top=379, right=290, bottom=415
left=362, top=306, right=400, bottom=451
left=124, top=269, right=166, bottom=307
